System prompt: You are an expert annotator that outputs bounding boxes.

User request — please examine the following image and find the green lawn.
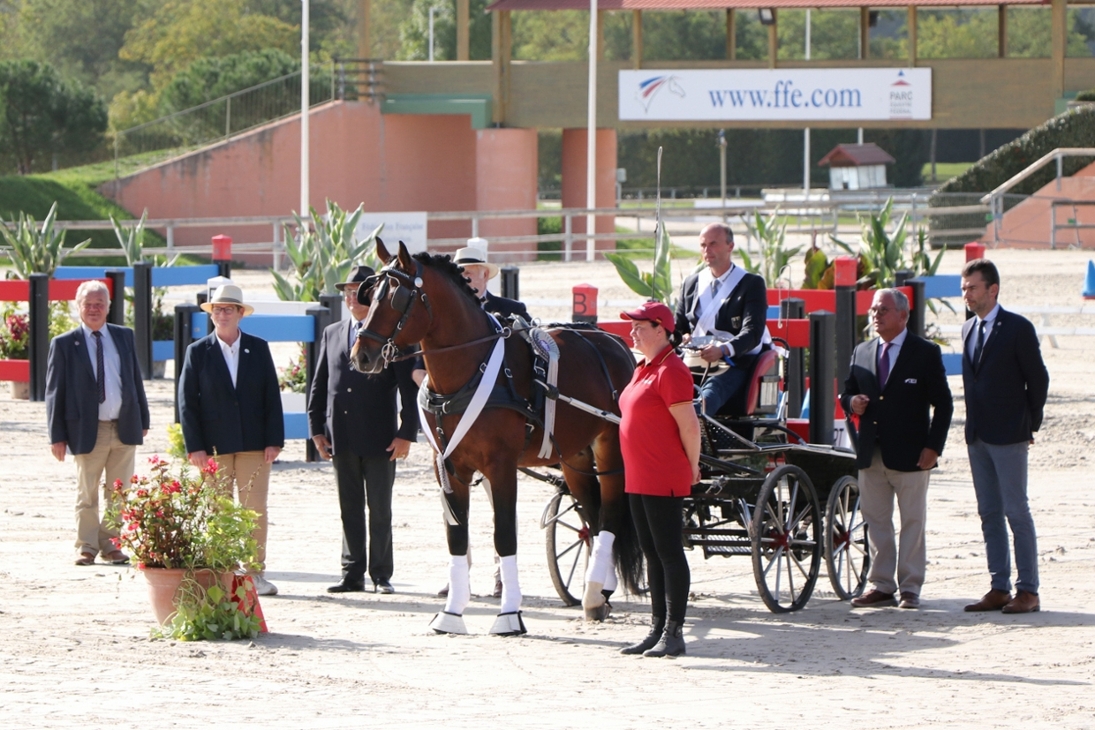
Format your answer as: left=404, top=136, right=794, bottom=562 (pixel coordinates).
left=921, top=162, right=974, bottom=183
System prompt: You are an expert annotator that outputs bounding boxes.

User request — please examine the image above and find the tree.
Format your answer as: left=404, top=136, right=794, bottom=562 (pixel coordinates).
left=397, top=0, right=491, bottom=61
left=159, top=49, right=301, bottom=113
left=0, top=60, right=108, bottom=174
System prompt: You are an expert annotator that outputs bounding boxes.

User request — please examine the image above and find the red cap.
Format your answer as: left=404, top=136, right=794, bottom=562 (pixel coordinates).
left=620, top=301, right=675, bottom=333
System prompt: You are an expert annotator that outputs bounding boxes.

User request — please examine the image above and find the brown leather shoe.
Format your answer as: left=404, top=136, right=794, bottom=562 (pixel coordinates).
left=898, top=592, right=920, bottom=609
left=74, top=552, right=96, bottom=566
left=964, top=589, right=1012, bottom=612
left=851, top=589, right=897, bottom=608
left=1001, top=590, right=1040, bottom=614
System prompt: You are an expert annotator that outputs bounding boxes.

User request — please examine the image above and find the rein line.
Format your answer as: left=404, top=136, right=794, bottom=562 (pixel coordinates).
left=389, top=328, right=511, bottom=363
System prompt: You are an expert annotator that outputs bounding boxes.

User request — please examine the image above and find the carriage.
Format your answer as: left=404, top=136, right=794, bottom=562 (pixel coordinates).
left=532, top=341, right=870, bottom=613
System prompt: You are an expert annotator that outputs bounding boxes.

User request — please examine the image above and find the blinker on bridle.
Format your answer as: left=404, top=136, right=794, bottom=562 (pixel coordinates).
left=356, top=258, right=433, bottom=366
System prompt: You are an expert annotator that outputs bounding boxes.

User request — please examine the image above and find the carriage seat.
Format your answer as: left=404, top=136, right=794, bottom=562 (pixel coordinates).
left=713, top=347, right=780, bottom=418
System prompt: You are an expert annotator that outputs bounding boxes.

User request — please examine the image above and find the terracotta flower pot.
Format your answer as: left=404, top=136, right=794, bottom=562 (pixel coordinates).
left=140, top=567, right=233, bottom=625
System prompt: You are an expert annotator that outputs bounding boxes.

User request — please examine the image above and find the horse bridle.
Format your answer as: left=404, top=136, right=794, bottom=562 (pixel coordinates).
left=356, top=259, right=434, bottom=366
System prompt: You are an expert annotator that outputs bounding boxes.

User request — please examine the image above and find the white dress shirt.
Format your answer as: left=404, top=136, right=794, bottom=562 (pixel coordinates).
left=967, top=303, right=1000, bottom=362
left=81, top=324, right=122, bottom=421
left=217, top=331, right=242, bottom=388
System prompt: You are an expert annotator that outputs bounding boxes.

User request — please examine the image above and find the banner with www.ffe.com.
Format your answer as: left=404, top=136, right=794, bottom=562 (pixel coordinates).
left=619, top=68, right=931, bottom=122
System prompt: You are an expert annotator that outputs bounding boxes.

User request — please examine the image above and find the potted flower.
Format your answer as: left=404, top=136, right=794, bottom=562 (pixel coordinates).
left=0, top=306, right=30, bottom=399
left=108, top=455, right=266, bottom=640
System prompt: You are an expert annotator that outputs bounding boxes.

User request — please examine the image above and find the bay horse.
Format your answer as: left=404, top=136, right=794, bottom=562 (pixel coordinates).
left=351, top=240, right=642, bottom=635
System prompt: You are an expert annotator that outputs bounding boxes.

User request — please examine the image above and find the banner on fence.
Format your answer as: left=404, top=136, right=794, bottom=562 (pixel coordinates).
left=354, top=212, right=428, bottom=254
left=619, top=68, right=931, bottom=122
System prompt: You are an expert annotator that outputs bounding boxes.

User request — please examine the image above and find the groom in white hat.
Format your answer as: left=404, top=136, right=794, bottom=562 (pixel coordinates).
left=453, top=238, right=529, bottom=321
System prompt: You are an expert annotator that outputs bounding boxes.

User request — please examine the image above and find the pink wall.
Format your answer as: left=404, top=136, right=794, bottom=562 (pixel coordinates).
left=100, top=101, right=539, bottom=260
left=985, top=160, right=1095, bottom=248
left=561, top=128, right=618, bottom=257
left=475, top=128, right=539, bottom=261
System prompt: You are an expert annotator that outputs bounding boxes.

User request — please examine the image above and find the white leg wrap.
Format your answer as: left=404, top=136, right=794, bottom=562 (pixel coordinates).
left=604, top=564, right=619, bottom=593
left=443, top=554, right=471, bottom=616
left=498, top=554, right=522, bottom=614
left=582, top=531, right=616, bottom=609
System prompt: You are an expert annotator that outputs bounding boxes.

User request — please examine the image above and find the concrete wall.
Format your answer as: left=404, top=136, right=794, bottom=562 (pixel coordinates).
left=100, top=101, right=538, bottom=261
left=561, top=128, right=618, bottom=259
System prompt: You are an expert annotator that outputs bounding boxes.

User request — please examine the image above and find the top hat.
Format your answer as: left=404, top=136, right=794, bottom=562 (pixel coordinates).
left=200, top=283, right=254, bottom=316
left=453, top=239, right=499, bottom=279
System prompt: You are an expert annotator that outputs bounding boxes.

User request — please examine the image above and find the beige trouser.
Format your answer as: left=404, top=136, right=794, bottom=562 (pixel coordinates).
left=213, top=451, right=271, bottom=570
left=859, top=451, right=931, bottom=596
left=74, top=420, right=136, bottom=556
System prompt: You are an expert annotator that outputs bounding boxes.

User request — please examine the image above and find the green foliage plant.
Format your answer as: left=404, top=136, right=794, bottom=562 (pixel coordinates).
left=166, top=423, right=187, bottom=463
left=111, top=210, right=178, bottom=342
left=272, top=201, right=380, bottom=302
left=831, top=197, right=943, bottom=288
left=278, top=345, right=308, bottom=394
left=0, top=201, right=90, bottom=278
left=0, top=305, right=30, bottom=360
left=740, top=210, right=802, bottom=287
left=605, top=216, right=677, bottom=308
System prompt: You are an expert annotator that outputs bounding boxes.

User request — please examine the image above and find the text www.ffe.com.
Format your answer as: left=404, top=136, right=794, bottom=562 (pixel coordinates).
left=708, top=80, right=863, bottom=109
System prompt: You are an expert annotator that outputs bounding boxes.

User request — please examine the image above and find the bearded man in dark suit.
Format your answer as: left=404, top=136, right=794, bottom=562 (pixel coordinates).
left=47, top=280, right=149, bottom=566
left=960, top=258, right=1049, bottom=615
left=841, top=288, right=953, bottom=610
left=309, top=266, right=420, bottom=594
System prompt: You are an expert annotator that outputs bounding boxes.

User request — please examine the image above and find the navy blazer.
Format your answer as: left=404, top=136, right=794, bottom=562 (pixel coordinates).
left=178, top=331, right=284, bottom=456
left=307, top=319, right=419, bottom=459
left=841, top=332, right=953, bottom=471
left=483, top=291, right=529, bottom=321
left=961, top=308, right=1049, bottom=445
left=674, top=268, right=768, bottom=362
left=46, top=324, right=150, bottom=454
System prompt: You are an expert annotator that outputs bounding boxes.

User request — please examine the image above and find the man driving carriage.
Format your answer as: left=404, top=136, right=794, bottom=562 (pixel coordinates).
left=674, top=223, right=773, bottom=415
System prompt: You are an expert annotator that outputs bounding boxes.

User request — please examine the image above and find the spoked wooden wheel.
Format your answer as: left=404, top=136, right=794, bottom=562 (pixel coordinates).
left=750, top=464, right=822, bottom=613
left=541, top=489, right=591, bottom=607
left=825, top=475, right=870, bottom=600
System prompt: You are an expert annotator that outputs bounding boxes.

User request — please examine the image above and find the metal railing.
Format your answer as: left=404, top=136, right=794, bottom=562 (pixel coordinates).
left=1050, top=199, right=1095, bottom=250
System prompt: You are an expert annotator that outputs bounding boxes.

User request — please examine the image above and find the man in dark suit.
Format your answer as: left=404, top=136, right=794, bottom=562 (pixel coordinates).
left=47, top=280, right=150, bottom=566
left=673, top=223, right=770, bottom=415
left=841, top=288, right=953, bottom=609
left=178, top=284, right=284, bottom=595
left=453, top=240, right=530, bottom=321
left=309, top=266, right=419, bottom=594
left=960, top=259, right=1049, bottom=615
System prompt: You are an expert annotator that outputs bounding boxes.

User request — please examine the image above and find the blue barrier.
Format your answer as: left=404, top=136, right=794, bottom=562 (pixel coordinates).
left=188, top=312, right=318, bottom=343
left=284, top=412, right=310, bottom=440
left=55, top=264, right=220, bottom=289
left=920, top=274, right=962, bottom=300
left=152, top=340, right=174, bottom=361
left=941, top=352, right=963, bottom=377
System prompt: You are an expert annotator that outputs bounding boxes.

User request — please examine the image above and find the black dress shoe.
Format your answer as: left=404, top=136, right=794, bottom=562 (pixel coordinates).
left=327, top=579, right=367, bottom=594
left=374, top=579, right=395, bottom=594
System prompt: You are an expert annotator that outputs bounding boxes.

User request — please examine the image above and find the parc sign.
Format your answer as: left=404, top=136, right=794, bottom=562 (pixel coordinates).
left=619, top=68, right=931, bottom=122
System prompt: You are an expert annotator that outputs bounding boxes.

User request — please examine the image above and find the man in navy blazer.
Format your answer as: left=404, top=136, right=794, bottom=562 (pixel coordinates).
left=178, top=284, right=284, bottom=595
left=841, top=288, right=953, bottom=609
left=960, top=259, right=1049, bottom=614
left=47, top=280, right=149, bottom=566
left=453, top=241, right=530, bottom=322
left=673, top=223, right=771, bottom=415
left=308, top=266, right=419, bottom=594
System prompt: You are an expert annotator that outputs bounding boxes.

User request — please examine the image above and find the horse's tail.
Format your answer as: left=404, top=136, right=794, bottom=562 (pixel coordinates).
left=612, top=496, right=645, bottom=597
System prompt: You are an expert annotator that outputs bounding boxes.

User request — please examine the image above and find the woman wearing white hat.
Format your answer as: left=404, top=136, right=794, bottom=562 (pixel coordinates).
left=179, top=283, right=284, bottom=596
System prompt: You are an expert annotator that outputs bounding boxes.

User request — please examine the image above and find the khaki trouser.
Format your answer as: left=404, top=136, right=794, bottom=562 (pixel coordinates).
left=212, top=451, right=271, bottom=570
left=74, top=420, right=135, bottom=556
left=859, top=451, right=931, bottom=596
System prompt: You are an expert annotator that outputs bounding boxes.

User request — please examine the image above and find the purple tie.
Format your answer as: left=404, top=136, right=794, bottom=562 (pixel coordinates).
left=92, top=331, right=105, bottom=404
left=878, top=341, right=891, bottom=389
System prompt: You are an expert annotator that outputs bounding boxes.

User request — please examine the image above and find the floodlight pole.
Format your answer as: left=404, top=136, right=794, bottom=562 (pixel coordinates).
left=301, top=0, right=310, bottom=217
left=803, top=9, right=811, bottom=193
left=586, top=0, right=598, bottom=262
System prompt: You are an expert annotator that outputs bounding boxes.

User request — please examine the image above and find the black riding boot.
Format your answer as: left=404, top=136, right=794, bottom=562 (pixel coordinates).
left=643, top=620, right=686, bottom=657
left=620, top=617, right=665, bottom=655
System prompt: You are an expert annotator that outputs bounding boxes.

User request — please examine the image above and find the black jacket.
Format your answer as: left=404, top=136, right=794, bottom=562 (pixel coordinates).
left=841, top=333, right=953, bottom=471
left=46, top=324, right=150, bottom=454
left=178, top=331, right=284, bottom=455
left=674, top=268, right=768, bottom=362
left=483, top=291, right=529, bottom=321
left=307, top=319, right=419, bottom=459
left=961, top=308, right=1049, bottom=445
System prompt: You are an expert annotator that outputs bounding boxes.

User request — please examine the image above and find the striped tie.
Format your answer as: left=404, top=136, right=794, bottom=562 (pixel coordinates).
left=92, top=331, right=105, bottom=404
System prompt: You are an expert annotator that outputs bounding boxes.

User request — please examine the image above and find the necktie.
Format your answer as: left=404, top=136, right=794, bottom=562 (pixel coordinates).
left=878, top=341, right=891, bottom=389
left=92, top=331, right=105, bottom=404
left=696, top=277, right=722, bottom=318
left=350, top=320, right=362, bottom=353
left=972, top=319, right=987, bottom=368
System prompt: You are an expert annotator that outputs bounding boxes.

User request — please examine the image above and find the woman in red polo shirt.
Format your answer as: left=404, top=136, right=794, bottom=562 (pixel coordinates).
left=618, top=301, right=701, bottom=658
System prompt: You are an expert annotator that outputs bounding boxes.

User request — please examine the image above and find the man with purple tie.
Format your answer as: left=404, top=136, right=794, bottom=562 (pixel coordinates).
left=840, top=288, right=953, bottom=610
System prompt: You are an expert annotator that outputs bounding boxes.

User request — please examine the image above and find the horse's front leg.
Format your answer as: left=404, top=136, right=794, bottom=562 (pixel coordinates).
left=484, top=467, right=526, bottom=636
left=429, top=476, right=472, bottom=635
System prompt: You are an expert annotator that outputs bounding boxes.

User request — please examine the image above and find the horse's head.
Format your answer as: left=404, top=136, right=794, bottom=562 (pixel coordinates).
left=350, top=239, right=433, bottom=374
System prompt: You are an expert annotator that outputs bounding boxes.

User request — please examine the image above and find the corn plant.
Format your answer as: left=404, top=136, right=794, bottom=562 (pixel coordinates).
left=605, top=217, right=676, bottom=308
left=272, top=200, right=380, bottom=302
left=830, top=197, right=944, bottom=289
left=0, top=202, right=90, bottom=278
left=740, top=209, right=802, bottom=288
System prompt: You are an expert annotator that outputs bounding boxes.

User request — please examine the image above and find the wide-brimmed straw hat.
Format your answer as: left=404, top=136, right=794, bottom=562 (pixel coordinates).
left=200, top=284, right=254, bottom=316
left=620, top=300, right=675, bottom=333
left=453, top=239, right=499, bottom=279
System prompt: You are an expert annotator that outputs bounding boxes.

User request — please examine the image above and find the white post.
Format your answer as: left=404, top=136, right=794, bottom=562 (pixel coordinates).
left=301, top=0, right=310, bottom=217
left=429, top=7, right=436, bottom=62
left=586, top=0, right=599, bottom=262
left=803, top=9, right=811, bottom=194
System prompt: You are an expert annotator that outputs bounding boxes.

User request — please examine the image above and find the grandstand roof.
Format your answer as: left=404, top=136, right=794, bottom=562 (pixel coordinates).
left=487, top=0, right=1043, bottom=10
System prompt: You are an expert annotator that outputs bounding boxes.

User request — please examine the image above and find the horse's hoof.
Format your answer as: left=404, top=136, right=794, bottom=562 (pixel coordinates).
left=429, top=611, right=468, bottom=635
left=489, top=611, right=527, bottom=636
left=584, top=601, right=612, bottom=622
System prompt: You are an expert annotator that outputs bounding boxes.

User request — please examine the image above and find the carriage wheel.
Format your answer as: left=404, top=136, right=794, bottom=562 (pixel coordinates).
left=750, top=464, right=822, bottom=613
left=542, top=489, right=591, bottom=607
left=825, top=475, right=870, bottom=600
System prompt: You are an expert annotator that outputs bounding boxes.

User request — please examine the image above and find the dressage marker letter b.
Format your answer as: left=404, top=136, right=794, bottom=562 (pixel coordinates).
left=572, top=284, right=598, bottom=323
